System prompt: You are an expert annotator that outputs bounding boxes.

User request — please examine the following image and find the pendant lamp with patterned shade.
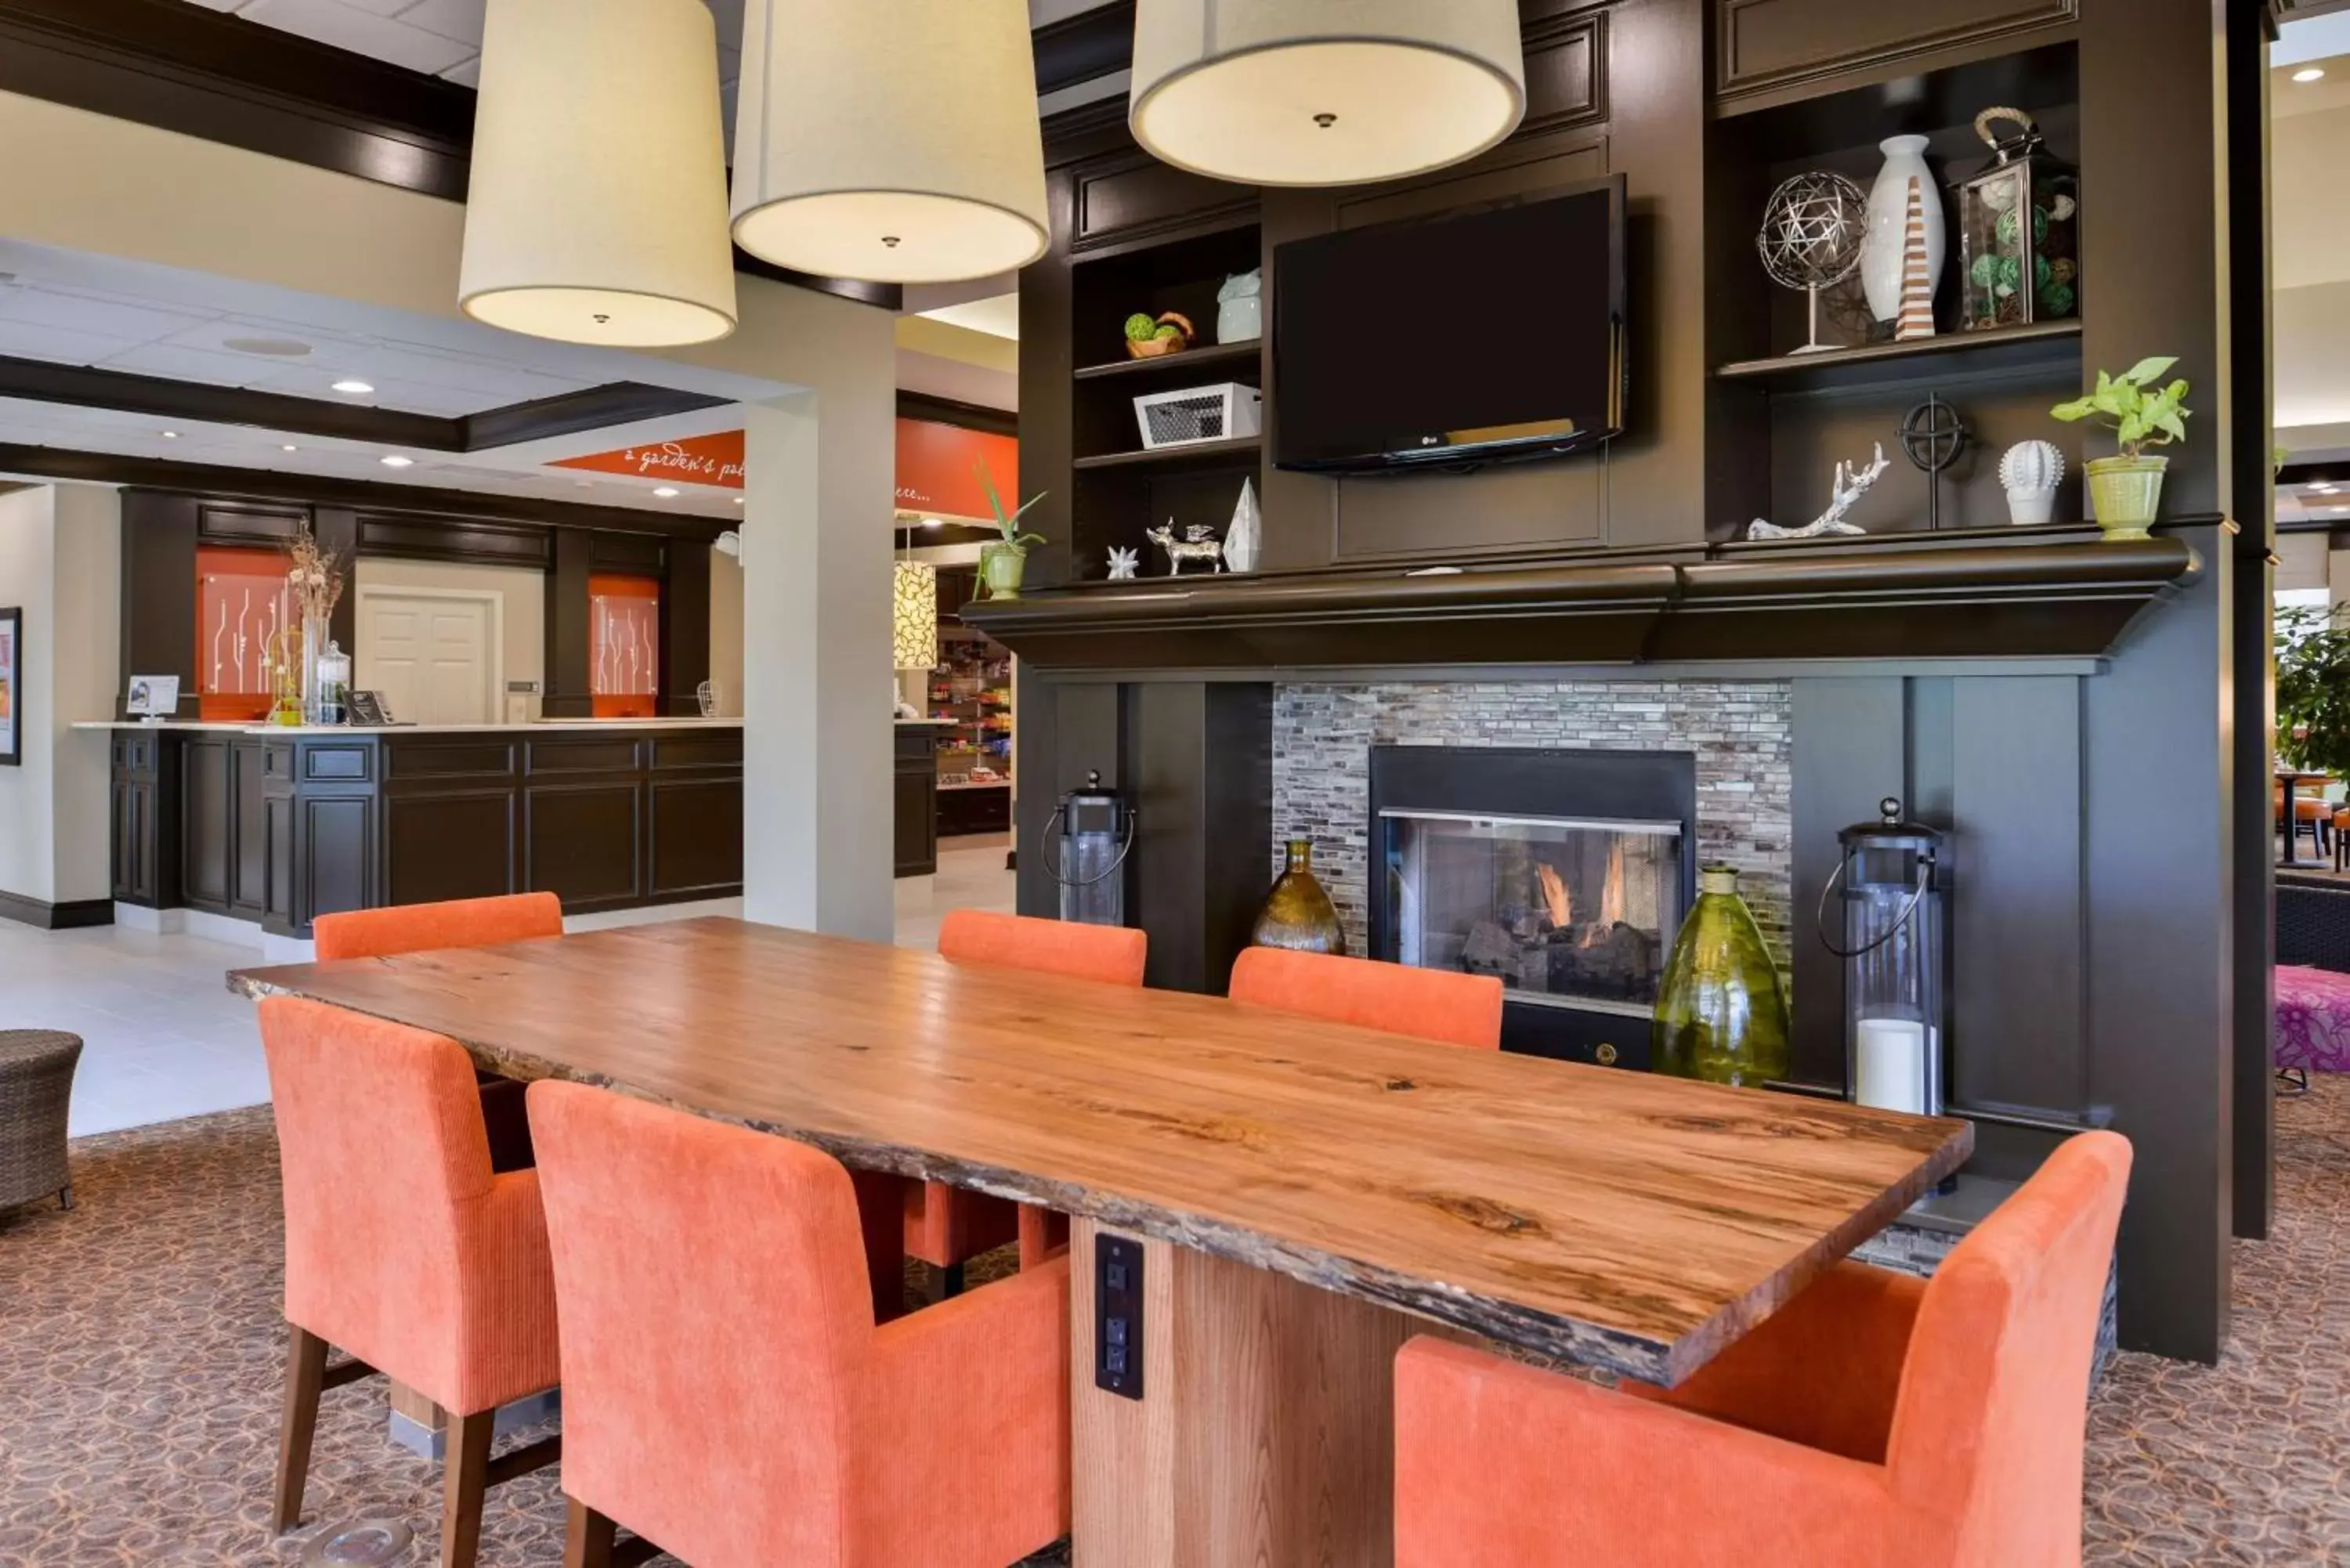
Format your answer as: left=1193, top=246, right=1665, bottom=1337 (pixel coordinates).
left=731, top=0, right=1050, bottom=284
left=1130, top=0, right=1528, bottom=188
left=459, top=0, right=737, bottom=346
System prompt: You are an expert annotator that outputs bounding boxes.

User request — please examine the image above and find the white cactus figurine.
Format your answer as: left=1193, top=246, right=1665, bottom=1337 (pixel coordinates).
left=2000, top=439, right=2066, bottom=526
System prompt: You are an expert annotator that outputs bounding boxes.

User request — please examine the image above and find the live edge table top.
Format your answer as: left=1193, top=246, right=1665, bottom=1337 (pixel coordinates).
left=230, top=918, right=1972, bottom=1386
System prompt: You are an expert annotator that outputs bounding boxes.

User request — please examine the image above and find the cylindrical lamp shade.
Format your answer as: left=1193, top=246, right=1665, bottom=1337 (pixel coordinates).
left=459, top=0, right=737, bottom=346
left=1130, top=0, right=1527, bottom=188
left=893, top=561, right=939, bottom=671
left=732, top=0, right=1048, bottom=284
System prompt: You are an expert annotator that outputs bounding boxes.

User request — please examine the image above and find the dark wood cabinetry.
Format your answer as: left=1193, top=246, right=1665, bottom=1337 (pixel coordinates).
left=103, top=724, right=742, bottom=937
left=895, top=726, right=942, bottom=878
left=1714, top=0, right=2077, bottom=104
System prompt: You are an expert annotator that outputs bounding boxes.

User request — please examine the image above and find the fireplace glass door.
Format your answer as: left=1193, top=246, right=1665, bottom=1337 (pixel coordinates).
left=1379, top=809, right=1685, bottom=1017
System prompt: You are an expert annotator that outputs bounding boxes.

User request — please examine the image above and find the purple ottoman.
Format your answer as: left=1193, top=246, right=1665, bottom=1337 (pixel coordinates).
left=2276, top=965, right=2350, bottom=1073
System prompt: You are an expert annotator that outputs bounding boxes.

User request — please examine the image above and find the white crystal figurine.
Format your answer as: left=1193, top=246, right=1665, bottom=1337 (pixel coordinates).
left=1224, top=478, right=1262, bottom=573
left=1106, top=546, right=1140, bottom=581
left=1999, top=439, right=2066, bottom=526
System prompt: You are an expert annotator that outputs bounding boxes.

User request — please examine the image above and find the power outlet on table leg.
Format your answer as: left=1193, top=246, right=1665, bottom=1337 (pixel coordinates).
left=1095, top=1232, right=1144, bottom=1400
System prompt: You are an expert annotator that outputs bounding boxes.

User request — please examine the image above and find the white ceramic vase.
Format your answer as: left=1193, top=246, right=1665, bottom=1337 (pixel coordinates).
left=1863, top=135, right=1943, bottom=326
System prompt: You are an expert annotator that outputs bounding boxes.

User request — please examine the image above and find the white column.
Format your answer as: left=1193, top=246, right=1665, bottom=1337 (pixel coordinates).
left=739, top=390, right=895, bottom=940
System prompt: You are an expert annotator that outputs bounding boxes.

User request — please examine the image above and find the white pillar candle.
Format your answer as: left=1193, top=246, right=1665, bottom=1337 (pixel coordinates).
left=1855, top=1017, right=1929, bottom=1115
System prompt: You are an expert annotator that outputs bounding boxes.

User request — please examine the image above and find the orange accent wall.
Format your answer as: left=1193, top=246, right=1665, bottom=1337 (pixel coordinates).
left=589, top=573, right=661, bottom=720
left=195, top=544, right=291, bottom=721
left=551, top=431, right=745, bottom=489
left=896, top=419, right=1018, bottom=522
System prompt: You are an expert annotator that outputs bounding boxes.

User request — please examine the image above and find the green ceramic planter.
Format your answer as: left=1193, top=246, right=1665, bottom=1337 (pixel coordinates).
left=1651, top=865, right=1790, bottom=1088
left=2085, top=454, right=2167, bottom=542
left=978, top=540, right=1029, bottom=599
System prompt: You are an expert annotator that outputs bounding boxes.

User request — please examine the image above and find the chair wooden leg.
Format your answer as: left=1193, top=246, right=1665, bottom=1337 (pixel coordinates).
left=57, top=1184, right=70, bottom=1211
left=272, top=1324, right=329, bottom=1534
left=924, top=1260, right=966, bottom=1302
left=441, top=1407, right=496, bottom=1568
left=564, top=1498, right=617, bottom=1568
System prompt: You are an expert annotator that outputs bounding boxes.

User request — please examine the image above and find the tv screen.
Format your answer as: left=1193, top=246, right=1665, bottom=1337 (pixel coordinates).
left=1272, top=178, right=1626, bottom=474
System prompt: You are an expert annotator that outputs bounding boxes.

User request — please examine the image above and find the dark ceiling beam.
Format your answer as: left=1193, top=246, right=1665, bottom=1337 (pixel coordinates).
left=1034, top=2, right=1137, bottom=96
left=0, top=355, right=731, bottom=452
left=0, top=0, right=907, bottom=309
left=898, top=389, right=1018, bottom=439
left=0, top=442, right=731, bottom=542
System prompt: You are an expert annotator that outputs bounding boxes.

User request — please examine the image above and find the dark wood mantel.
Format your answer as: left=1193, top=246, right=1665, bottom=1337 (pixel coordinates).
left=963, top=529, right=2205, bottom=671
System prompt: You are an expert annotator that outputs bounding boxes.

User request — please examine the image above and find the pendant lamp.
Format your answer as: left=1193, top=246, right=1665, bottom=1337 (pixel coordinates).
left=1130, top=0, right=1527, bottom=188
left=731, top=0, right=1049, bottom=284
left=893, top=559, right=939, bottom=672
left=459, top=0, right=736, bottom=346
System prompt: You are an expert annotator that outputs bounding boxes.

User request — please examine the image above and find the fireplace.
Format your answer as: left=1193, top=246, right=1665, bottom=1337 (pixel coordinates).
left=1369, top=746, right=1697, bottom=1069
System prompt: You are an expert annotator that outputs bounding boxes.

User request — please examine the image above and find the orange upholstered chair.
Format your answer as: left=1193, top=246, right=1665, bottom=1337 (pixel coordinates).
left=1229, top=946, right=1506, bottom=1050
left=528, top=1079, right=1072, bottom=1568
left=312, top=892, right=563, bottom=1172
left=920, top=909, right=1148, bottom=1290
left=258, top=995, right=562, bottom=1568
left=1393, top=1129, right=2133, bottom=1568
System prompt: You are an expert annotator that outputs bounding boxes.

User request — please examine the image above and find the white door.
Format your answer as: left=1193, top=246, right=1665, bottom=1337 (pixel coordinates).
left=357, top=591, right=498, bottom=726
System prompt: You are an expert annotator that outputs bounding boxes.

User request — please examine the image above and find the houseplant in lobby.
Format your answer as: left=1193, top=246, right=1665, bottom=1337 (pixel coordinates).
left=976, top=464, right=1046, bottom=600
left=2051, top=356, right=2191, bottom=540
left=2277, top=604, right=2350, bottom=779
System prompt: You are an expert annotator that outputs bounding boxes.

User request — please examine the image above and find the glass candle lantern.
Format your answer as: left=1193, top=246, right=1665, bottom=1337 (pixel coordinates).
left=1046, top=771, right=1136, bottom=927
left=1954, top=108, right=2078, bottom=333
left=312, top=638, right=352, bottom=726
left=1824, top=797, right=1947, bottom=1117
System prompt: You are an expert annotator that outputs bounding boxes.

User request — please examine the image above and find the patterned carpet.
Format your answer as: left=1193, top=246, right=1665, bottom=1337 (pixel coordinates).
left=2, top=1088, right=2347, bottom=1566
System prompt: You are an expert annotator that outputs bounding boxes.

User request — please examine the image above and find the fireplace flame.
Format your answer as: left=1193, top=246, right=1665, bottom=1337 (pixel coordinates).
left=1600, top=840, right=1626, bottom=930
left=1537, top=863, right=1571, bottom=929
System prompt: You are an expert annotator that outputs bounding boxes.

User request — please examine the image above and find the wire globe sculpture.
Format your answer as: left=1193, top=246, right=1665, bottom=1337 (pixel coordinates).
left=1757, top=171, right=1867, bottom=352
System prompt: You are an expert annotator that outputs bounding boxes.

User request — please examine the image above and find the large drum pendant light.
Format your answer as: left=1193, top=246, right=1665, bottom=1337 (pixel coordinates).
left=459, top=0, right=736, bottom=346
left=1130, top=0, right=1528, bottom=188
left=731, top=0, right=1049, bottom=284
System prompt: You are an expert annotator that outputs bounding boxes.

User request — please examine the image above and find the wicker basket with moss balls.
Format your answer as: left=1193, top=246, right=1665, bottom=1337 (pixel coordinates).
left=1124, top=310, right=1195, bottom=360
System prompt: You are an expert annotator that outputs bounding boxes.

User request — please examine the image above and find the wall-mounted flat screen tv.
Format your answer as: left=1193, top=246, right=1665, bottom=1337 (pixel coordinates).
left=1273, top=176, right=1626, bottom=475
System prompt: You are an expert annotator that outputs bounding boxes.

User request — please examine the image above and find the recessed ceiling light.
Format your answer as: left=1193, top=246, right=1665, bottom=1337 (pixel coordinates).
left=222, top=336, right=313, bottom=357
left=733, top=496, right=746, bottom=504
left=332, top=379, right=375, bottom=395
left=2295, top=67, right=2327, bottom=83
left=160, top=429, right=179, bottom=439
left=923, top=516, right=945, bottom=529
left=653, top=486, right=681, bottom=498
left=281, top=444, right=298, bottom=453
left=380, top=454, right=414, bottom=468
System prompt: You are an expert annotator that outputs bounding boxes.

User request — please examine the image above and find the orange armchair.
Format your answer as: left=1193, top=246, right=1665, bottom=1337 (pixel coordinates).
left=312, top=892, right=564, bottom=1172
left=924, top=909, right=1148, bottom=1289
left=258, top=995, right=562, bottom=1568
left=1230, top=945, right=1505, bottom=1050
left=1394, top=1129, right=2132, bottom=1568
left=527, top=1079, right=1071, bottom=1568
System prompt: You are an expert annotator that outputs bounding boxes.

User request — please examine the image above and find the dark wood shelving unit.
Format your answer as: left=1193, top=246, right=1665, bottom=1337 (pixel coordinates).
left=1072, top=435, right=1262, bottom=473
left=1712, top=320, right=2084, bottom=392
left=1073, top=340, right=1264, bottom=382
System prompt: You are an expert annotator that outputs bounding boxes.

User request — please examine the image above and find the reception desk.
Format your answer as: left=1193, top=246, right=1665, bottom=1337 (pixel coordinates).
left=81, top=720, right=743, bottom=939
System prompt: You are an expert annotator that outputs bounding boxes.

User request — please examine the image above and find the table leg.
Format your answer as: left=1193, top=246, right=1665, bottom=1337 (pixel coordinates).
left=2283, top=777, right=2304, bottom=868
left=1069, top=1218, right=1420, bottom=1568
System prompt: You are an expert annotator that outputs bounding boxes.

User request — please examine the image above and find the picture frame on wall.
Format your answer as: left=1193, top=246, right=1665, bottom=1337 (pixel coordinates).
left=0, top=607, right=19, bottom=767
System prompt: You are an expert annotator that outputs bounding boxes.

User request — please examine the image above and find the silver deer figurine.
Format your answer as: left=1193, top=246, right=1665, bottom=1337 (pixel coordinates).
left=1145, top=522, right=1224, bottom=576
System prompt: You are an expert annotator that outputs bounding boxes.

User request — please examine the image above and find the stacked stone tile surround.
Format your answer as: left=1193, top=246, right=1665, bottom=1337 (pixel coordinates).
left=1269, top=680, right=1797, bottom=983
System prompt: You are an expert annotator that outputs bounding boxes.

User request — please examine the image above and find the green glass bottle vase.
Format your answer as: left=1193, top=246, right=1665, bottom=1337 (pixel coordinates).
left=1650, top=865, right=1789, bottom=1087
left=1252, top=839, right=1347, bottom=956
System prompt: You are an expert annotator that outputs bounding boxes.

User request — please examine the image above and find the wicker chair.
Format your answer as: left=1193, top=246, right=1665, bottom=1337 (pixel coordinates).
left=0, top=1031, right=81, bottom=1214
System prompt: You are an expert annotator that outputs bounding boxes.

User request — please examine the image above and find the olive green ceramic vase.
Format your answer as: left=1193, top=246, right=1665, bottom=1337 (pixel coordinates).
left=1650, top=865, right=1790, bottom=1087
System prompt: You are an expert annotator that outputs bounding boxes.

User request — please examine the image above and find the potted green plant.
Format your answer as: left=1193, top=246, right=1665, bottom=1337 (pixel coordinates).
left=2277, top=605, right=2350, bottom=778
left=976, top=464, right=1046, bottom=600
left=2051, top=356, right=2191, bottom=540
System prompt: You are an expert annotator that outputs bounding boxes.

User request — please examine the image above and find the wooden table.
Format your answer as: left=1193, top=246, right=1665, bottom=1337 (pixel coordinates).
left=233, top=919, right=1971, bottom=1566
left=2280, top=769, right=2335, bottom=869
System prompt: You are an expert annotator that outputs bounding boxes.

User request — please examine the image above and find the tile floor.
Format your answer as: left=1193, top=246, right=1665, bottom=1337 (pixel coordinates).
left=0, top=834, right=1018, bottom=1138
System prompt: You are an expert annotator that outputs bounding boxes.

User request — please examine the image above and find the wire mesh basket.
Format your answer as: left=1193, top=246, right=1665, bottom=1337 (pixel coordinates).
left=1133, top=383, right=1264, bottom=450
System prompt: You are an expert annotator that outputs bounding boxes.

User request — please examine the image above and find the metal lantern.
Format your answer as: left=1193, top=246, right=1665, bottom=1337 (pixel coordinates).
left=1954, top=107, right=2079, bottom=333
left=1044, top=771, right=1137, bottom=927
left=1820, top=797, right=1947, bottom=1117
